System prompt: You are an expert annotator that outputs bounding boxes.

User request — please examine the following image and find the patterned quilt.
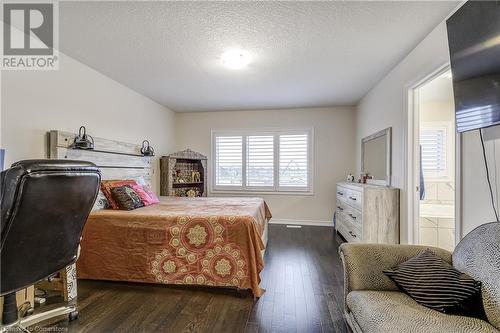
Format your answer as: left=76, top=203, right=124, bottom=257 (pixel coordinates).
left=77, top=197, right=271, bottom=297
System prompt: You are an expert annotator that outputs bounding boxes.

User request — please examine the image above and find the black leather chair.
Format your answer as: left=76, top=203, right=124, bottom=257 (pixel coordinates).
left=0, top=160, right=100, bottom=331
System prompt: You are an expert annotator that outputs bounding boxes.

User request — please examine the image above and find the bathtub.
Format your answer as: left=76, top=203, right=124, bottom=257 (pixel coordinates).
left=420, top=203, right=454, bottom=219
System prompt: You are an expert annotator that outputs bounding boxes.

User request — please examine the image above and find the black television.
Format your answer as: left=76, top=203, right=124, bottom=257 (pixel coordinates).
left=446, top=1, right=500, bottom=133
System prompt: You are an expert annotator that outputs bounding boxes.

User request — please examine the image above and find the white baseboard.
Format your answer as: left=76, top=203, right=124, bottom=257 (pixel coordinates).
left=269, top=218, right=334, bottom=227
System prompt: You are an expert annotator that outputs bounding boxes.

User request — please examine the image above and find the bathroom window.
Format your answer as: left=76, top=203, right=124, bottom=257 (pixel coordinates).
left=420, top=126, right=447, bottom=179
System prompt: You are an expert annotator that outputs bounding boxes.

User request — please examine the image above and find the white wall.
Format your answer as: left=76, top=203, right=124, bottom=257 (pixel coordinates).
left=420, top=101, right=454, bottom=122
left=0, top=71, right=2, bottom=149
left=1, top=52, right=176, bottom=192
left=356, top=23, right=452, bottom=243
left=356, top=13, right=498, bottom=242
left=462, top=130, right=500, bottom=236
left=176, top=107, right=356, bottom=224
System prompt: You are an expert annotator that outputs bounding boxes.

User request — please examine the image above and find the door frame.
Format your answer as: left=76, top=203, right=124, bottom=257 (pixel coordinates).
left=405, top=63, right=462, bottom=246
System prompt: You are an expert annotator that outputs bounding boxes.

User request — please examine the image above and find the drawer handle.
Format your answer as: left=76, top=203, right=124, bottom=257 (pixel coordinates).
left=337, top=206, right=344, bottom=211
left=349, top=196, right=357, bottom=201
left=349, top=231, right=357, bottom=238
left=348, top=213, right=357, bottom=220
left=337, top=191, right=344, bottom=196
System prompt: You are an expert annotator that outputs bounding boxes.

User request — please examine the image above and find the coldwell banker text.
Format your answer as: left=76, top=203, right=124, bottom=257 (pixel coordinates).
left=1, top=2, right=59, bottom=70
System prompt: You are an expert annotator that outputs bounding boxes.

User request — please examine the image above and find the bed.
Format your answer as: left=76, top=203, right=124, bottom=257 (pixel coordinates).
left=77, top=197, right=271, bottom=297
left=48, top=130, right=271, bottom=297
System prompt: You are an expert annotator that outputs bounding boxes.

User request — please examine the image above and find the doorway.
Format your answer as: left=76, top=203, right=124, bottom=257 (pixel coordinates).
left=409, top=68, right=457, bottom=251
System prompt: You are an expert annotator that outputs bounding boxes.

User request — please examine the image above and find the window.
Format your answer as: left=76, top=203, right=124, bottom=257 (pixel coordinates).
left=247, top=135, right=274, bottom=187
left=215, top=136, right=242, bottom=186
left=279, top=134, right=309, bottom=188
left=212, top=129, right=313, bottom=193
left=420, top=127, right=447, bottom=178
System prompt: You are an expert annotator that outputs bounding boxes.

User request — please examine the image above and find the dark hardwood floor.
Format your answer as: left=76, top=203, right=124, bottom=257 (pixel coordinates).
left=35, top=225, right=347, bottom=333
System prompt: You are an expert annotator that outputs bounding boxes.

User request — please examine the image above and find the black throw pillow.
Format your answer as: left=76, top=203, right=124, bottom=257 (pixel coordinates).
left=111, top=185, right=144, bottom=210
left=384, top=249, right=484, bottom=317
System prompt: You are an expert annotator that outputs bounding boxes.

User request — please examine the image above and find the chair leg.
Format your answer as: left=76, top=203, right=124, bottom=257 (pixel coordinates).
left=0, top=293, right=26, bottom=332
left=2, top=293, right=18, bottom=325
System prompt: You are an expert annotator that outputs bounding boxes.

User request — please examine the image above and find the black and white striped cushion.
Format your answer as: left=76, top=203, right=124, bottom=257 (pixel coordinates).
left=384, top=249, right=482, bottom=315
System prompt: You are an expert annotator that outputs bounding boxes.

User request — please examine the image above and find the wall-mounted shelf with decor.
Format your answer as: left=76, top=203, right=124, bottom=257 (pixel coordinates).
left=160, top=149, right=207, bottom=197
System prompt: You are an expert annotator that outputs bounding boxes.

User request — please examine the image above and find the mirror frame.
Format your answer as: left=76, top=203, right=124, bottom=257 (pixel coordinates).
left=361, top=127, right=392, bottom=186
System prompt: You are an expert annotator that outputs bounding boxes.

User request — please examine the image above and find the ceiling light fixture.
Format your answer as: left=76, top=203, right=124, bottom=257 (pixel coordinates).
left=221, top=49, right=251, bottom=69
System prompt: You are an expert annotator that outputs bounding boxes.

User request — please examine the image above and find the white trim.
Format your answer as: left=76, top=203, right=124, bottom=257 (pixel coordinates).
left=405, top=64, right=462, bottom=246
left=456, top=132, right=463, bottom=241
left=210, top=190, right=314, bottom=196
left=269, top=218, right=333, bottom=227
left=404, top=62, right=450, bottom=244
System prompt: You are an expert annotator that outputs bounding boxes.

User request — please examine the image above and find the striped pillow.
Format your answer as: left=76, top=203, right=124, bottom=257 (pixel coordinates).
left=384, top=249, right=482, bottom=315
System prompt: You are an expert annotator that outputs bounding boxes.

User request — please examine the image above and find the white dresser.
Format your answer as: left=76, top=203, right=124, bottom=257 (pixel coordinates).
left=336, top=182, right=400, bottom=244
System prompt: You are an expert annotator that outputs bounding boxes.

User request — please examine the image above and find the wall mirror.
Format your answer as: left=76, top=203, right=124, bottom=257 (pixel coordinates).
left=361, top=127, right=392, bottom=186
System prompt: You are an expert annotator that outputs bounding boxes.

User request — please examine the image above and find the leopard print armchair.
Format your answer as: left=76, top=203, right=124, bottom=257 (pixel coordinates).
left=339, top=222, right=500, bottom=333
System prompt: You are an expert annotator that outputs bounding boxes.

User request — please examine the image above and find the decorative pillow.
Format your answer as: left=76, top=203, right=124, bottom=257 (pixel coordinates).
left=101, top=180, right=138, bottom=209
left=140, top=184, right=160, bottom=204
left=130, top=184, right=160, bottom=206
left=92, top=190, right=110, bottom=211
left=384, top=249, right=483, bottom=316
left=135, top=177, right=147, bottom=186
left=110, top=185, right=144, bottom=210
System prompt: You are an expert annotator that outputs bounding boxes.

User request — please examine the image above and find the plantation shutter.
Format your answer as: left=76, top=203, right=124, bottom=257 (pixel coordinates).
left=420, top=128, right=447, bottom=177
left=215, top=136, right=243, bottom=186
left=246, top=135, right=274, bottom=187
left=279, top=134, right=309, bottom=189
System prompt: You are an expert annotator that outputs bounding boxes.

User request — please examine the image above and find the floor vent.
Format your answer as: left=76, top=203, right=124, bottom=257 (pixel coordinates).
left=286, top=225, right=302, bottom=229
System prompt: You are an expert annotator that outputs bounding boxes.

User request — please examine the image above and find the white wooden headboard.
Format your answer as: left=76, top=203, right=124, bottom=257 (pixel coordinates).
left=48, top=130, right=153, bottom=188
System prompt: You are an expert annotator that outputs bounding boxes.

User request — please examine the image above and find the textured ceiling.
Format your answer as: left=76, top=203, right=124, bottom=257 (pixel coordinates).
left=59, top=1, right=459, bottom=112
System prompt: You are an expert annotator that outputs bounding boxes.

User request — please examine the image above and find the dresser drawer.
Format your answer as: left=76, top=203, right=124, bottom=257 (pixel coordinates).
left=337, top=212, right=362, bottom=242
left=336, top=200, right=348, bottom=214
left=344, top=205, right=362, bottom=229
left=336, top=185, right=348, bottom=203
left=336, top=219, right=349, bottom=240
left=336, top=216, right=357, bottom=242
left=345, top=188, right=362, bottom=210
left=346, top=222, right=362, bottom=241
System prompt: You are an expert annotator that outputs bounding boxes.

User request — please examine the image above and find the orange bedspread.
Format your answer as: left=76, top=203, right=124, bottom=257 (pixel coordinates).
left=77, top=197, right=271, bottom=297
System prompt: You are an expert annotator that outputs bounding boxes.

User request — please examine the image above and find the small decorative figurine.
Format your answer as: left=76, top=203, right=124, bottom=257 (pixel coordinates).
left=191, top=171, right=201, bottom=183
left=361, top=173, right=368, bottom=184
left=175, top=169, right=183, bottom=183
left=346, top=173, right=355, bottom=182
